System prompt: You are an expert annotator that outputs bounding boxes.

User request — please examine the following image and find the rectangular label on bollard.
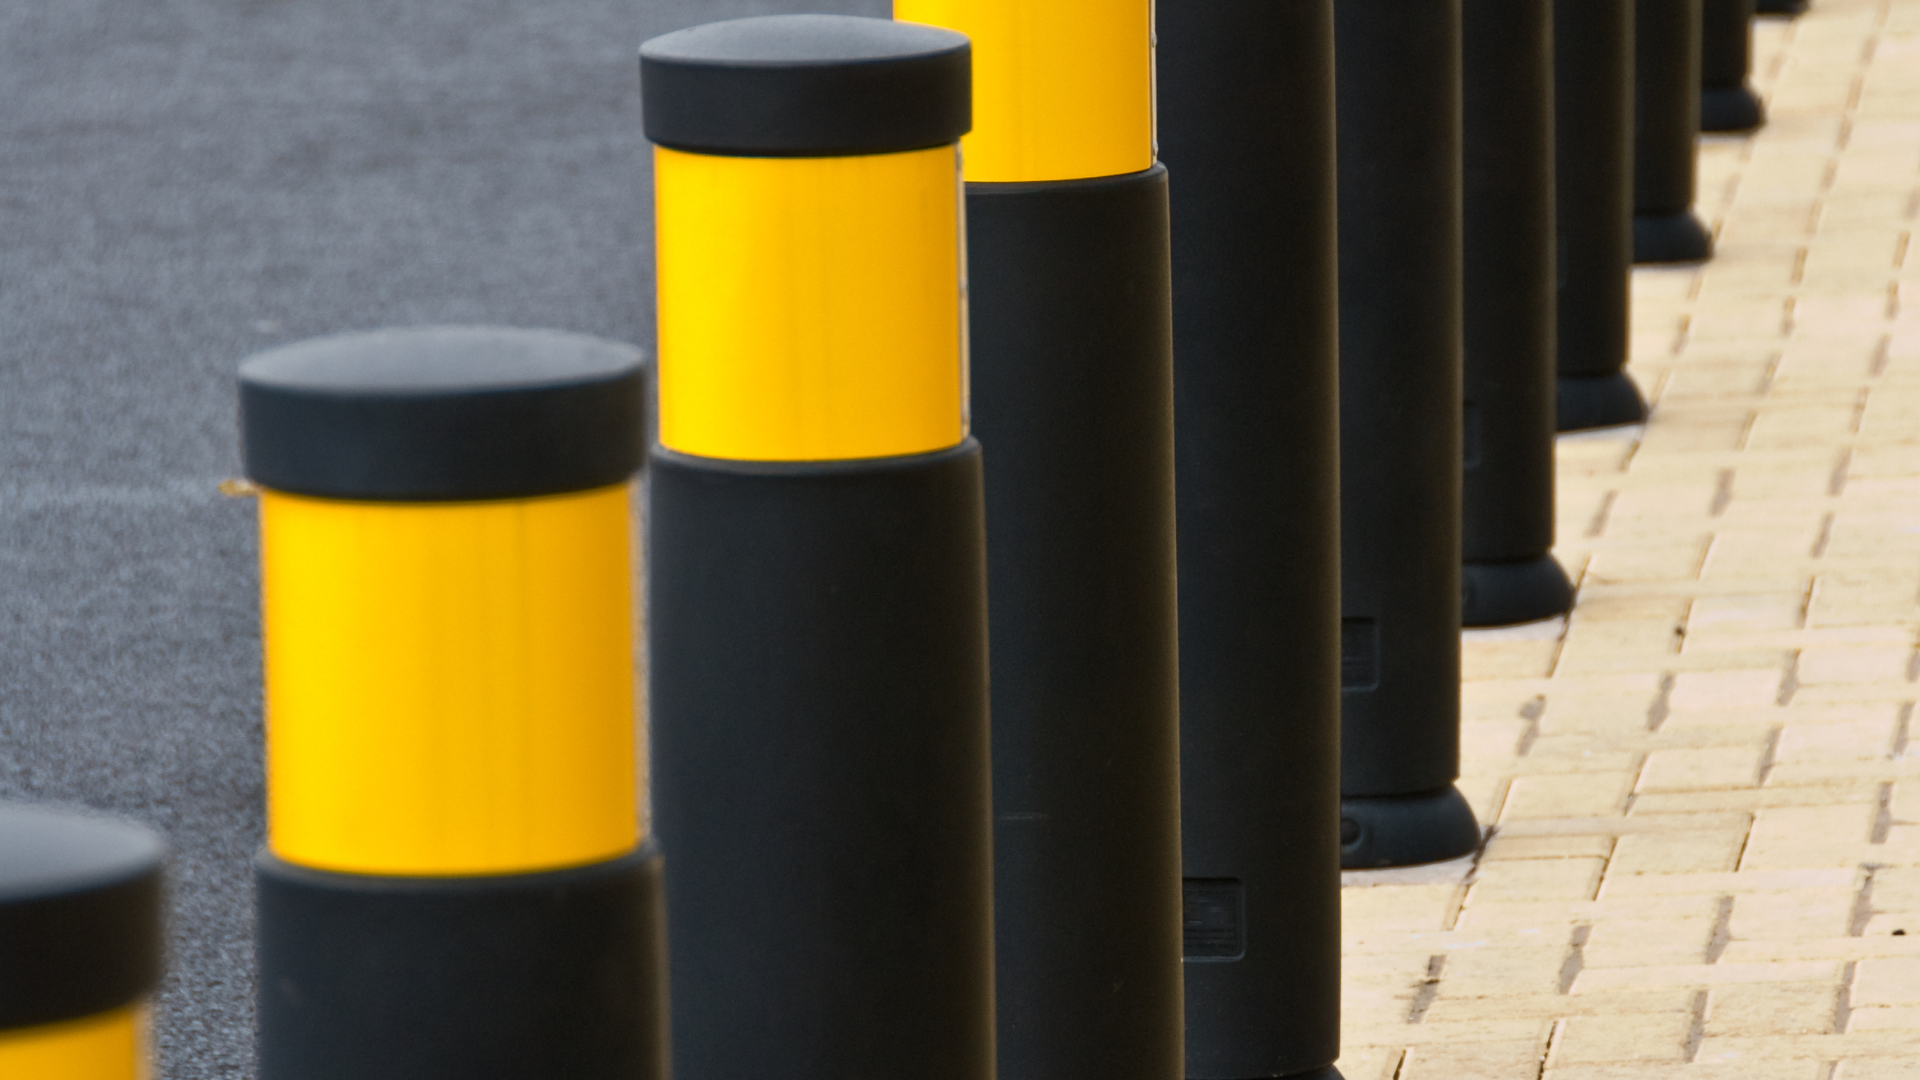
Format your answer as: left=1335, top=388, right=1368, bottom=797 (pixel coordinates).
left=1181, top=879, right=1244, bottom=960
left=1340, top=618, right=1380, bottom=691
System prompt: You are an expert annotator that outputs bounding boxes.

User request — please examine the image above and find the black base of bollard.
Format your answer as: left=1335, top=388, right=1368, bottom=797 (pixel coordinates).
left=1633, top=210, right=1714, bottom=264
left=1702, top=85, right=1766, bottom=132
left=1340, top=787, right=1482, bottom=870
left=1557, top=372, right=1648, bottom=432
left=1756, top=0, right=1807, bottom=14
left=1463, top=555, right=1574, bottom=628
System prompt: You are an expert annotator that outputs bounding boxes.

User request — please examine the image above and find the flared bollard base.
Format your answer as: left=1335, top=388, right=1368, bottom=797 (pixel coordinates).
left=1340, top=786, right=1482, bottom=870
left=1702, top=84, right=1766, bottom=133
left=1463, top=554, right=1574, bottom=628
left=1633, top=210, right=1715, bottom=264
left=1558, top=371, right=1647, bottom=432
left=1756, top=0, right=1808, bottom=14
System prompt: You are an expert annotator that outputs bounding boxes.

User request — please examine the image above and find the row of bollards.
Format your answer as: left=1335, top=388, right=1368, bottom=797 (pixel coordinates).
left=0, top=0, right=1811, bottom=1076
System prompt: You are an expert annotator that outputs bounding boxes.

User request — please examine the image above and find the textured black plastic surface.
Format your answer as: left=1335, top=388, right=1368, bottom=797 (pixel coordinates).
left=0, top=804, right=164, bottom=1031
left=1335, top=0, right=1469, bottom=804
left=239, top=326, right=646, bottom=501
left=640, top=15, right=970, bottom=156
left=967, top=168, right=1183, bottom=1080
left=1341, top=787, right=1484, bottom=870
left=1463, top=555, right=1577, bottom=627
left=1635, top=0, right=1714, bottom=262
left=1159, top=1, right=1343, bottom=1076
left=1554, top=0, right=1646, bottom=431
left=648, top=442, right=994, bottom=1080
left=1461, top=0, right=1572, bottom=630
left=255, top=845, right=665, bottom=1080
left=1702, top=0, right=1765, bottom=132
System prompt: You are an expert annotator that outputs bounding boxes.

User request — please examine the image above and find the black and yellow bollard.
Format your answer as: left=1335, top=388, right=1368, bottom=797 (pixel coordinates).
left=1702, top=0, right=1766, bottom=132
left=1634, top=0, right=1715, bottom=263
left=640, top=16, right=994, bottom=1080
left=1333, top=0, right=1484, bottom=869
left=890, top=0, right=1182, bottom=1076
left=1555, top=0, right=1647, bottom=431
left=1157, top=0, right=1345, bottom=1076
left=239, top=327, right=662, bottom=1080
left=0, top=804, right=163, bottom=1080
left=1461, top=0, right=1575, bottom=628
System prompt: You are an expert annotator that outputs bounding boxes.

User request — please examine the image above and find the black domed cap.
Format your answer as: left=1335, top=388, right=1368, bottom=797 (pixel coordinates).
left=239, top=327, right=647, bottom=502
left=641, top=14, right=971, bottom=157
left=0, top=804, right=165, bottom=1030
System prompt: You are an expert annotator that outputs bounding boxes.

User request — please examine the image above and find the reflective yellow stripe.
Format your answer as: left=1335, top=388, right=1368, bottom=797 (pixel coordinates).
left=653, top=145, right=967, bottom=462
left=261, top=485, right=640, bottom=877
left=0, top=1007, right=148, bottom=1080
left=894, top=0, right=1153, bottom=182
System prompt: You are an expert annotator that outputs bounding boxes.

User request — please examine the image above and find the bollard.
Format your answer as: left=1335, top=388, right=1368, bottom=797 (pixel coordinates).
left=889, top=0, right=1183, bottom=1075
left=1158, top=0, right=1344, bottom=1075
left=1554, top=0, right=1647, bottom=432
left=1701, top=0, right=1765, bottom=132
left=1333, top=0, right=1483, bottom=869
left=1757, top=0, right=1807, bottom=15
left=641, top=16, right=994, bottom=1080
left=0, top=804, right=163, bottom=1080
left=1634, top=0, right=1714, bottom=263
left=1461, top=0, right=1574, bottom=628
left=240, top=327, right=662, bottom=1080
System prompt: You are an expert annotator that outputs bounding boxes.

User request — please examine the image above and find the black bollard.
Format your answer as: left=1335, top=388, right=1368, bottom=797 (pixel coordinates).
left=1702, top=0, right=1766, bottom=132
left=1334, top=0, right=1483, bottom=869
left=891, top=0, right=1185, bottom=1075
left=1462, top=0, right=1573, bottom=628
left=1634, top=0, right=1714, bottom=263
left=642, top=16, right=995, bottom=1080
left=242, top=328, right=662, bottom=1080
left=1756, top=0, right=1806, bottom=16
left=1555, top=0, right=1647, bottom=431
left=0, top=804, right=164, bottom=1078
left=1158, top=0, right=1344, bottom=1075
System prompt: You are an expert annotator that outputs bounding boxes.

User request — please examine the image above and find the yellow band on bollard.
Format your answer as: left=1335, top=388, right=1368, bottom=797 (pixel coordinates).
left=261, top=484, right=640, bottom=877
left=894, top=0, right=1153, bottom=182
left=0, top=1007, right=148, bottom=1080
left=653, top=144, right=967, bottom=462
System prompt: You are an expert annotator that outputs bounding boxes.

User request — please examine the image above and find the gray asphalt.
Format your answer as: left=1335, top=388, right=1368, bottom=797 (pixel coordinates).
left=0, top=0, right=879, bottom=1073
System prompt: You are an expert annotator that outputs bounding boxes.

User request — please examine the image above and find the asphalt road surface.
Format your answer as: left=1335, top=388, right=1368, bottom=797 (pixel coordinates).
left=0, top=0, right=881, bottom=1073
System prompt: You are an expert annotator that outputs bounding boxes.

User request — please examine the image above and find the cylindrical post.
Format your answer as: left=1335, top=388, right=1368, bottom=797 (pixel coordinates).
left=240, top=327, right=662, bottom=1080
left=0, top=804, right=163, bottom=1079
left=1555, top=0, right=1647, bottom=431
left=1334, top=0, right=1483, bottom=868
left=641, top=16, right=993, bottom=1080
left=1461, top=0, right=1574, bottom=627
left=1157, top=0, right=1343, bottom=1075
left=1634, top=0, right=1714, bottom=263
left=890, top=0, right=1183, bottom=1075
left=1702, top=0, right=1765, bottom=132
left=1756, top=0, right=1806, bottom=17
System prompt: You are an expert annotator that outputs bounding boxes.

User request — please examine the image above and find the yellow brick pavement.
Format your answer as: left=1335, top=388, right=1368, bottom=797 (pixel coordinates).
left=1337, top=1, right=1920, bottom=1075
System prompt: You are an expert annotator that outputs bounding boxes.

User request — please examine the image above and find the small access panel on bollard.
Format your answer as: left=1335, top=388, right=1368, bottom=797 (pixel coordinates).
left=240, top=327, right=663, bottom=1080
left=1554, top=0, right=1648, bottom=431
left=890, top=0, right=1184, bottom=1076
left=1461, top=0, right=1574, bottom=628
left=1634, top=0, right=1715, bottom=263
left=0, top=804, right=164, bottom=1079
left=641, top=16, right=996, bottom=1080
left=1333, top=0, right=1483, bottom=868
left=1157, top=0, right=1345, bottom=1076
left=1702, top=0, right=1766, bottom=132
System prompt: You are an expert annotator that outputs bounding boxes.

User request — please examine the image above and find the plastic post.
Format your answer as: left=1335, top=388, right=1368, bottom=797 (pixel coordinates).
left=641, top=17, right=996, bottom=1080
left=1333, top=0, right=1484, bottom=870
left=1461, top=0, right=1575, bottom=627
left=1157, top=0, right=1344, bottom=1076
left=1634, top=0, right=1715, bottom=262
left=239, top=326, right=663, bottom=1080
left=0, top=803, right=164, bottom=1080
left=1701, top=0, right=1766, bottom=132
left=1554, top=0, right=1649, bottom=431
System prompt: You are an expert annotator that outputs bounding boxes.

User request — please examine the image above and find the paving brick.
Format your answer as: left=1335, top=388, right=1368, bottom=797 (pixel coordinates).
left=1582, top=918, right=1716, bottom=968
left=1737, top=805, right=1879, bottom=868
left=1729, top=888, right=1860, bottom=940
left=1638, top=747, right=1768, bottom=792
left=1502, top=773, right=1636, bottom=820
left=1607, top=830, right=1749, bottom=876
left=1399, top=1039, right=1550, bottom=1080
left=1853, top=955, right=1920, bottom=1006
left=1470, top=859, right=1606, bottom=904
left=1703, top=981, right=1842, bottom=1037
